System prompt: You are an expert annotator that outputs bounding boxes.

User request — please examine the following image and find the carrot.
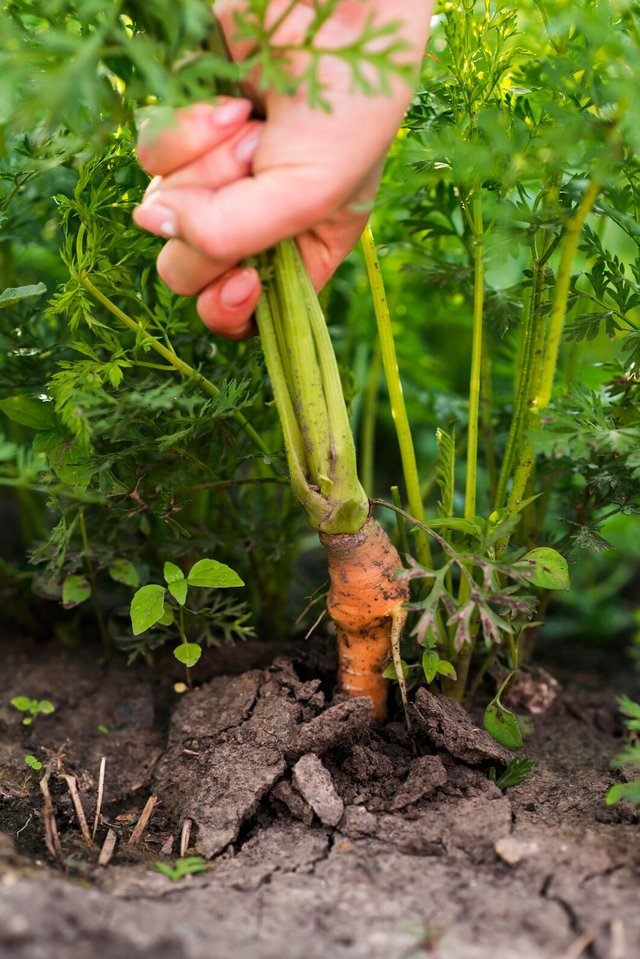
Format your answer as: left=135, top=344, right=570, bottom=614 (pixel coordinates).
left=321, top=515, right=409, bottom=720
left=256, top=240, right=410, bottom=721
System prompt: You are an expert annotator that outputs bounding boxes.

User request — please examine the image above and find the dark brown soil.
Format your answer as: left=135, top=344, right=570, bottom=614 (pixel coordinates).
left=0, top=638, right=638, bottom=959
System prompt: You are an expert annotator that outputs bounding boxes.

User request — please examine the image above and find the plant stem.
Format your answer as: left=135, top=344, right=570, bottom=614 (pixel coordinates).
left=80, top=273, right=271, bottom=459
left=464, top=190, right=484, bottom=520
left=494, top=258, right=544, bottom=510
left=255, top=241, right=368, bottom=534
left=359, top=343, right=382, bottom=497
left=534, top=180, right=600, bottom=410
left=501, top=180, right=599, bottom=541
left=361, top=225, right=432, bottom=566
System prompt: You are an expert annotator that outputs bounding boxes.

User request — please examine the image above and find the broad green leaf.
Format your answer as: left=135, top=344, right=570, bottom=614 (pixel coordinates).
left=163, top=561, right=184, bottom=584
left=108, top=559, right=140, bottom=588
left=0, top=283, right=46, bottom=309
left=25, top=755, right=43, bottom=771
left=164, top=562, right=188, bottom=605
left=422, top=649, right=440, bottom=684
left=605, top=779, right=640, bottom=808
left=187, top=559, right=244, bottom=589
left=130, top=584, right=166, bottom=635
left=168, top=578, right=188, bottom=605
left=62, top=574, right=91, bottom=609
left=515, top=547, right=570, bottom=591
left=436, top=660, right=457, bottom=680
left=424, top=516, right=484, bottom=538
left=159, top=606, right=175, bottom=626
left=382, top=659, right=410, bottom=680
left=11, top=696, right=33, bottom=712
left=173, top=643, right=202, bottom=668
left=36, top=701, right=55, bottom=715
left=0, top=395, right=56, bottom=431
left=484, top=701, right=523, bottom=750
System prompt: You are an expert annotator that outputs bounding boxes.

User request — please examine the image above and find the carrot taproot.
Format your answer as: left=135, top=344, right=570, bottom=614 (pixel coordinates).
left=321, top=514, right=409, bottom=721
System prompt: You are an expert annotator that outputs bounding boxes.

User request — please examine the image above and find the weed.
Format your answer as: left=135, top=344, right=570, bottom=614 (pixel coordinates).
left=606, top=696, right=640, bottom=809
left=129, top=558, right=250, bottom=671
left=154, top=857, right=210, bottom=881
left=489, top=758, right=535, bottom=791
left=11, top=697, right=55, bottom=726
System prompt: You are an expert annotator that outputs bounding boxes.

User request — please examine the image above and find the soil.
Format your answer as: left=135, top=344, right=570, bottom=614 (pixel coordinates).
left=0, top=636, right=638, bottom=959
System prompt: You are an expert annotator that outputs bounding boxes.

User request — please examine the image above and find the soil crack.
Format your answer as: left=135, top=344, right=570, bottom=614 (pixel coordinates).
left=540, top=873, right=602, bottom=959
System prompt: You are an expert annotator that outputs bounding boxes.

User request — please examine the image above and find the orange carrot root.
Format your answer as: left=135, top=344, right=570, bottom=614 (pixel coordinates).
left=320, top=515, right=409, bottom=721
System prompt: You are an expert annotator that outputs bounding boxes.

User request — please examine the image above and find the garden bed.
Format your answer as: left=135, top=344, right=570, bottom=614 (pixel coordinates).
left=0, top=638, right=638, bottom=959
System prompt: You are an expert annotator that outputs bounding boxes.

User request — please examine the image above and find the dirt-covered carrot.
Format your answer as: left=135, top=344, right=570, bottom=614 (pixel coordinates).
left=255, top=240, right=407, bottom=719
left=321, top=515, right=409, bottom=720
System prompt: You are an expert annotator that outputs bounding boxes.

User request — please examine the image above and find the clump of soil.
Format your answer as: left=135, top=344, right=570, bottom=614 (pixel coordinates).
left=0, top=640, right=638, bottom=959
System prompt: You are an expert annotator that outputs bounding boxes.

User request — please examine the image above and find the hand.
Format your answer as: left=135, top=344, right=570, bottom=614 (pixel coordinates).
left=133, top=0, right=433, bottom=339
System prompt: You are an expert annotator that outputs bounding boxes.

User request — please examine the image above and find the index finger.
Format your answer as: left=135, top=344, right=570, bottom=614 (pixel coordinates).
left=136, top=98, right=253, bottom=177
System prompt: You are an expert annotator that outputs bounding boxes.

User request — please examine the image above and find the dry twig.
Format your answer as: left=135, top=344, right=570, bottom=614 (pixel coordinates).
left=60, top=774, right=94, bottom=847
left=39, top=772, right=62, bottom=860
left=180, top=818, right=192, bottom=857
left=98, top=828, right=118, bottom=866
left=127, top=795, right=158, bottom=846
left=92, top=756, right=106, bottom=840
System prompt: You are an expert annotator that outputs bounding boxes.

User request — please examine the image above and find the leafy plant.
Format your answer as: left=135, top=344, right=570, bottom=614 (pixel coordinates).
left=24, top=754, right=43, bottom=771
left=0, top=0, right=638, bottom=739
left=11, top=696, right=55, bottom=726
left=154, top=856, right=210, bottom=881
left=489, top=757, right=534, bottom=791
left=129, top=559, right=248, bottom=670
left=606, top=696, right=640, bottom=809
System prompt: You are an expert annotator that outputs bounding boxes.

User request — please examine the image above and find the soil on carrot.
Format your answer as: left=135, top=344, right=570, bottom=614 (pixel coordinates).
left=0, top=635, right=638, bottom=959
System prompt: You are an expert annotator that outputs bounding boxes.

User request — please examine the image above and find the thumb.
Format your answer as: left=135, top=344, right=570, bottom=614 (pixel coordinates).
left=133, top=169, right=348, bottom=264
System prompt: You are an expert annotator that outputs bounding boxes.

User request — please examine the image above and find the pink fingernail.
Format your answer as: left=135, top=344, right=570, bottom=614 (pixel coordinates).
left=220, top=270, right=256, bottom=308
left=215, top=98, right=251, bottom=127
left=134, top=201, right=177, bottom=238
left=235, top=128, right=261, bottom=164
left=144, top=175, right=163, bottom=199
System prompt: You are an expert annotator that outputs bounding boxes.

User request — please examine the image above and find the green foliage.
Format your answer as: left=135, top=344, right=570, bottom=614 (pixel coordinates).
left=484, top=699, right=524, bottom=750
left=0, top=0, right=638, bottom=721
left=606, top=696, right=640, bottom=809
left=11, top=696, right=55, bottom=726
left=129, top=557, right=247, bottom=670
left=489, top=757, right=535, bottom=790
left=154, top=856, right=210, bottom=881
left=24, top=754, right=43, bottom=771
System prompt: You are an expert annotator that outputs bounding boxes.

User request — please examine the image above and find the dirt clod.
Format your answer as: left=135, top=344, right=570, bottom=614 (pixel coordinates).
left=414, top=687, right=512, bottom=766
left=291, top=697, right=372, bottom=756
left=388, top=754, right=448, bottom=810
left=292, top=753, right=344, bottom=827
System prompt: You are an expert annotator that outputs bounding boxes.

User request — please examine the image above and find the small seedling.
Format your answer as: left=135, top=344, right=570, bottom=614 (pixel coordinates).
left=11, top=697, right=55, bottom=726
left=130, top=558, right=244, bottom=671
left=24, top=754, right=43, bottom=771
left=489, top=758, right=535, bottom=791
left=154, top=856, right=210, bottom=881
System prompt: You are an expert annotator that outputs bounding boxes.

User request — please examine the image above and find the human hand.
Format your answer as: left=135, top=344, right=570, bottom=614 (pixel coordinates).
left=133, top=0, right=433, bottom=339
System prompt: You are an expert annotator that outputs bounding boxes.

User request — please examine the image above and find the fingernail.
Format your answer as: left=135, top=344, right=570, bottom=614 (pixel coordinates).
left=144, top=175, right=163, bottom=199
left=134, top=200, right=177, bottom=238
left=214, top=98, right=251, bottom=127
left=220, top=270, right=257, bottom=309
left=235, top=128, right=261, bottom=165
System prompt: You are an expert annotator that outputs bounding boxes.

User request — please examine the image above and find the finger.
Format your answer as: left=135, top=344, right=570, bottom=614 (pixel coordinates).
left=197, top=269, right=262, bottom=339
left=146, top=121, right=263, bottom=198
left=136, top=98, right=253, bottom=177
left=133, top=169, right=347, bottom=260
left=156, top=239, right=226, bottom=297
